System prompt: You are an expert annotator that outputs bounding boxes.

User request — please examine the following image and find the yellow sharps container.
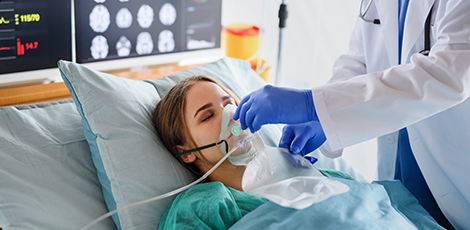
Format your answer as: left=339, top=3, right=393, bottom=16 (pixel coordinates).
left=222, top=23, right=260, bottom=61
left=222, top=23, right=270, bottom=82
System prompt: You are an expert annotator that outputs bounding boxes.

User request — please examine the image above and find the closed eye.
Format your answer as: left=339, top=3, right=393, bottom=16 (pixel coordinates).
left=202, top=114, right=213, bottom=122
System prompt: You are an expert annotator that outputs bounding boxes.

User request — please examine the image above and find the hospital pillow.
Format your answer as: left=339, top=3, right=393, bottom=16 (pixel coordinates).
left=0, top=100, right=116, bottom=230
left=57, top=57, right=283, bottom=230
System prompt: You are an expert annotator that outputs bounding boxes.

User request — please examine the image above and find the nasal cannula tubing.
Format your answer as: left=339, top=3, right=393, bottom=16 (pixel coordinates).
left=80, top=137, right=252, bottom=230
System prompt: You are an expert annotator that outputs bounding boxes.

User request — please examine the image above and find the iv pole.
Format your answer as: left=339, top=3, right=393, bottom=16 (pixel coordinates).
left=275, top=0, right=287, bottom=86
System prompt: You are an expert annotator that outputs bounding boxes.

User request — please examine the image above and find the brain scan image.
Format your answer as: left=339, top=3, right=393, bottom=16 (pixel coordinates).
left=137, top=4, right=154, bottom=29
left=159, top=3, right=177, bottom=26
left=76, top=0, right=221, bottom=63
left=136, top=31, right=154, bottom=55
left=116, top=8, right=133, bottom=29
left=89, top=4, right=110, bottom=33
left=158, top=29, right=175, bottom=53
left=90, top=35, right=109, bottom=59
left=116, top=36, right=132, bottom=57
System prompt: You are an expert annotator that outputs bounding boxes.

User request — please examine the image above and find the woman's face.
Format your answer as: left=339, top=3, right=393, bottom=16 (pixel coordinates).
left=182, top=81, right=235, bottom=165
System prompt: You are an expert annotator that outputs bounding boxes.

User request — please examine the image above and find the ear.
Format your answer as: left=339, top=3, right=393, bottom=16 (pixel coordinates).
left=176, top=145, right=197, bottom=163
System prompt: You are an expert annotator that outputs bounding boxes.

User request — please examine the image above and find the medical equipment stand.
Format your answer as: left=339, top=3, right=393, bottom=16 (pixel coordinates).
left=275, top=0, right=287, bottom=86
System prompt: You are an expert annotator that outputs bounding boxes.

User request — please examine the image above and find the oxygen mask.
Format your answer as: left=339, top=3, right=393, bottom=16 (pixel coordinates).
left=218, top=104, right=265, bottom=165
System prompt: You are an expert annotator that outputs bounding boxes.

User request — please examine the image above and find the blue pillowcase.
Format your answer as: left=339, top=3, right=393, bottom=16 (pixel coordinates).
left=0, top=101, right=116, bottom=229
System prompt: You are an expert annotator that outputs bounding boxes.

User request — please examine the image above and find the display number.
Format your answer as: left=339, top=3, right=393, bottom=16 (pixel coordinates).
left=25, top=42, right=38, bottom=50
left=15, top=13, right=40, bottom=25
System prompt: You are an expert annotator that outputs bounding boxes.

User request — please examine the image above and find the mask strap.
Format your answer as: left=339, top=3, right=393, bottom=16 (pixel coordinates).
left=175, top=139, right=228, bottom=158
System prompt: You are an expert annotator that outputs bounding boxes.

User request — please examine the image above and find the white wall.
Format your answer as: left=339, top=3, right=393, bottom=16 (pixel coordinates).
left=222, top=0, right=378, bottom=182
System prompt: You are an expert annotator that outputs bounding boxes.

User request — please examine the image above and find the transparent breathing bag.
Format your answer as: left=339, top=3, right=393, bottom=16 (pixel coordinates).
left=242, top=145, right=350, bottom=209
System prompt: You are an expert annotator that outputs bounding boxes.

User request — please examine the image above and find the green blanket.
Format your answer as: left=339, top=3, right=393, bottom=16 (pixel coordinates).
left=158, top=169, right=354, bottom=230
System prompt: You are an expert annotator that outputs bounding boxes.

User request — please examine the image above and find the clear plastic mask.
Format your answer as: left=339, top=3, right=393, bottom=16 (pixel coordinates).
left=218, top=104, right=265, bottom=165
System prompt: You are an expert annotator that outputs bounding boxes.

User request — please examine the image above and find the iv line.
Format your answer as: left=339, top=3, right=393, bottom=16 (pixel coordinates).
left=80, top=137, right=251, bottom=230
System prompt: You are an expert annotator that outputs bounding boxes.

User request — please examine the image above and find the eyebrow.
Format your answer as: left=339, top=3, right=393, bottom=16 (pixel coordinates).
left=194, top=102, right=213, bottom=118
left=193, top=95, right=233, bottom=118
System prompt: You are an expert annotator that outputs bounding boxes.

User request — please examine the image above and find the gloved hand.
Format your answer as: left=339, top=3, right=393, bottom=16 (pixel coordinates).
left=233, top=84, right=317, bottom=132
left=278, top=121, right=326, bottom=156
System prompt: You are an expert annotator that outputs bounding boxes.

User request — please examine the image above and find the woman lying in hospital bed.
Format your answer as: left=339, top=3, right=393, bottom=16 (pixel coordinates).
left=152, top=75, right=445, bottom=230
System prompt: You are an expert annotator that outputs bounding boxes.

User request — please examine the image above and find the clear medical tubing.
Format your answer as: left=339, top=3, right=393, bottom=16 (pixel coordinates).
left=80, top=138, right=251, bottom=230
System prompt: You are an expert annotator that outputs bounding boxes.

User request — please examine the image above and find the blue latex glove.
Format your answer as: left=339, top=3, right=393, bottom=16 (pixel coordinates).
left=278, top=121, right=326, bottom=156
left=233, top=85, right=317, bottom=132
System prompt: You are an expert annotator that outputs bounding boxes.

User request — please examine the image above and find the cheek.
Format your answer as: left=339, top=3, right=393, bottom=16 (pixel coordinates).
left=191, top=118, right=224, bottom=163
left=190, top=119, right=222, bottom=147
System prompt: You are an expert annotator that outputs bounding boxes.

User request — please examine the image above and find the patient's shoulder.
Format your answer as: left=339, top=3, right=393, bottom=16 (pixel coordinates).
left=158, top=182, right=266, bottom=230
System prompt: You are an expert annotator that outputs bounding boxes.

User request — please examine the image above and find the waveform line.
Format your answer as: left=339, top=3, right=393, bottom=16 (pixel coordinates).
left=0, top=16, right=11, bottom=24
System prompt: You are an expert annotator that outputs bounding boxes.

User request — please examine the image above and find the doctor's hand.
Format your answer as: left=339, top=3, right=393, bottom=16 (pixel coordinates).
left=278, top=121, right=326, bottom=156
left=233, top=85, right=317, bottom=132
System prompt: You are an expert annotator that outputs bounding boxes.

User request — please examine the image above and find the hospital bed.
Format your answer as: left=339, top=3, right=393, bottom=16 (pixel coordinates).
left=0, top=58, right=443, bottom=229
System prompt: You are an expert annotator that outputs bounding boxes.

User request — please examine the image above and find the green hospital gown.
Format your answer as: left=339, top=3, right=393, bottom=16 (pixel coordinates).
left=158, top=181, right=267, bottom=230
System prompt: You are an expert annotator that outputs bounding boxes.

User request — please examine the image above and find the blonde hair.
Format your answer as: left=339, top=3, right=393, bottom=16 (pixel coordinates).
left=152, top=75, right=240, bottom=176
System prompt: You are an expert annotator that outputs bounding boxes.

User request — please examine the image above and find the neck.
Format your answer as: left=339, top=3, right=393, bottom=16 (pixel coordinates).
left=204, top=162, right=246, bottom=191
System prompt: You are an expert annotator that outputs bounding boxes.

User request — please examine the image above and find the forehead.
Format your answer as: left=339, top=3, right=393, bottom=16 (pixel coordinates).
left=185, top=81, right=228, bottom=107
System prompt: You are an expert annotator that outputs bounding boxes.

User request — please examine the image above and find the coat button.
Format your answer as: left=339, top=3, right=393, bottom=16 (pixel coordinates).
left=386, top=136, right=394, bottom=144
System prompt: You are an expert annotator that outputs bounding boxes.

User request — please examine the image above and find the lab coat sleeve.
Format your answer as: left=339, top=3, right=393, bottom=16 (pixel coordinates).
left=318, top=142, right=344, bottom=159
left=313, top=0, right=470, bottom=151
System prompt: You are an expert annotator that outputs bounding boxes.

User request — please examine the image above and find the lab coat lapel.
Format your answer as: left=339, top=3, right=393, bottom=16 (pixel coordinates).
left=374, top=0, right=399, bottom=66
left=401, top=0, right=435, bottom=64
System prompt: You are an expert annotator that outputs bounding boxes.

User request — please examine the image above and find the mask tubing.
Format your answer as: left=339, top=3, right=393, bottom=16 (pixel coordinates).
left=80, top=138, right=248, bottom=230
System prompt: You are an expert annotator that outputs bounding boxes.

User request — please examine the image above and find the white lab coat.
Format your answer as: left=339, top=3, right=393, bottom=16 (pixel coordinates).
left=314, top=0, right=470, bottom=229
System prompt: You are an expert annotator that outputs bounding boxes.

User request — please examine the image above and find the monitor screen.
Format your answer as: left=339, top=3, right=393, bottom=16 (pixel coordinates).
left=75, top=0, right=222, bottom=64
left=0, top=0, right=72, bottom=75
